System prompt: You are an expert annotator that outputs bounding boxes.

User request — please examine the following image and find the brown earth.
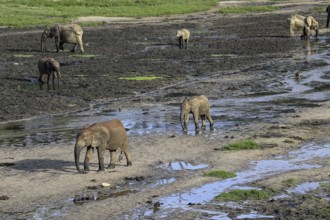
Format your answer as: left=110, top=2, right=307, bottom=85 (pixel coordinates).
left=0, top=1, right=330, bottom=220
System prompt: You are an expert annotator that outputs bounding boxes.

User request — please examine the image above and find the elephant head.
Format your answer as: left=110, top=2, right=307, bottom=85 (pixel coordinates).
left=41, top=25, right=61, bottom=52
left=74, top=125, right=110, bottom=173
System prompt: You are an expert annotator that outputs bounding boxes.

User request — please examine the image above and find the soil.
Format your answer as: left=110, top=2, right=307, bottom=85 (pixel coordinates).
left=1, top=1, right=330, bottom=220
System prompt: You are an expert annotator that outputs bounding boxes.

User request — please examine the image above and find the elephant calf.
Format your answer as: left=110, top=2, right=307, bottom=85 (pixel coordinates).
left=180, top=95, right=214, bottom=132
left=74, top=119, right=132, bottom=173
left=176, top=28, right=190, bottom=49
left=41, top=24, right=84, bottom=53
left=37, top=57, right=61, bottom=90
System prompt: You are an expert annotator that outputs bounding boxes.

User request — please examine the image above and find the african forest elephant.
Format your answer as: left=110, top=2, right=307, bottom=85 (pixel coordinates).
left=301, top=16, right=319, bottom=40
left=38, top=57, right=61, bottom=90
left=74, top=119, right=132, bottom=173
left=41, top=24, right=84, bottom=53
left=176, top=29, right=190, bottom=49
left=288, top=14, right=306, bottom=37
left=180, top=95, right=214, bottom=132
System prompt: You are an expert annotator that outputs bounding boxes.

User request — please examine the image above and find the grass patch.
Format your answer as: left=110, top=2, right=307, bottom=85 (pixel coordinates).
left=205, top=170, right=236, bottom=179
left=70, top=54, right=96, bottom=58
left=215, top=189, right=272, bottom=201
left=282, top=178, right=297, bottom=187
left=13, top=54, right=34, bottom=58
left=218, top=6, right=279, bottom=14
left=223, top=140, right=259, bottom=151
left=119, top=76, right=162, bottom=81
left=0, top=0, right=218, bottom=27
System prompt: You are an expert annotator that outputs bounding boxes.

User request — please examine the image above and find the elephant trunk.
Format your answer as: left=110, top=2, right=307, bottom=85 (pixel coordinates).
left=41, top=30, right=48, bottom=52
left=74, top=144, right=83, bottom=173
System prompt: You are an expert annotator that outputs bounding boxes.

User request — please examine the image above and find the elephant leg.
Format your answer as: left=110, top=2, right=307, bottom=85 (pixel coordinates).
left=108, top=150, right=117, bottom=169
left=201, top=115, right=206, bottom=130
left=52, top=72, right=55, bottom=90
left=193, top=112, right=200, bottom=131
left=38, top=74, right=44, bottom=90
left=47, top=74, right=50, bottom=90
left=184, top=39, right=188, bottom=49
left=60, top=43, right=64, bottom=51
left=206, top=113, right=214, bottom=130
left=70, top=44, right=77, bottom=53
left=97, top=147, right=105, bottom=172
left=327, top=15, right=330, bottom=28
left=84, top=146, right=94, bottom=172
left=123, top=148, right=132, bottom=166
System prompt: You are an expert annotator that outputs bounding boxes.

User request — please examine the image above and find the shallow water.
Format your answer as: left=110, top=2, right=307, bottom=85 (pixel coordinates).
left=140, top=142, right=330, bottom=219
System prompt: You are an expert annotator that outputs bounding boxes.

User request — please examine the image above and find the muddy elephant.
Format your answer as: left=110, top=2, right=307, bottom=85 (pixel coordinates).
left=301, top=16, right=319, bottom=40
left=180, top=95, right=214, bottom=132
left=176, top=29, right=190, bottom=49
left=288, top=14, right=306, bottom=37
left=38, top=57, right=61, bottom=90
left=74, top=119, right=132, bottom=173
left=41, top=24, right=84, bottom=53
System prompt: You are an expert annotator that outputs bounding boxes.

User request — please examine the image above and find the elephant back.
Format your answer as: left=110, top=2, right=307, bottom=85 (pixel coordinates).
left=97, top=119, right=128, bottom=150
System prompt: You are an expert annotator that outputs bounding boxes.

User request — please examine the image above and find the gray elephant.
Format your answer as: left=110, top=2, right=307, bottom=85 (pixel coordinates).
left=41, top=24, right=84, bottom=53
left=74, top=119, right=132, bottom=173
left=176, top=29, right=190, bottom=49
left=38, top=57, right=61, bottom=90
left=180, top=95, right=214, bottom=132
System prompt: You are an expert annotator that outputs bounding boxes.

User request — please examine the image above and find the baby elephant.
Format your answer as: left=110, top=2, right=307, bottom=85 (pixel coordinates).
left=37, top=57, right=61, bottom=90
left=301, top=16, right=319, bottom=40
left=180, top=95, right=214, bottom=132
left=176, top=28, right=190, bottom=49
left=74, top=119, right=132, bottom=173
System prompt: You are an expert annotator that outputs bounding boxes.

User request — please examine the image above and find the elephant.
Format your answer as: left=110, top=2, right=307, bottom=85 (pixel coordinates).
left=41, top=24, right=84, bottom=53
left=180, top=95, right=214, bottom=132
left=176, top=29, right=190, bottom=49
left=288, top=14, right=306, bottom=37
left=74, top=119, right=132, bottom=173
left=37, top=57, right=61, bottom=90
left=301, top=16, right=319, bottom=40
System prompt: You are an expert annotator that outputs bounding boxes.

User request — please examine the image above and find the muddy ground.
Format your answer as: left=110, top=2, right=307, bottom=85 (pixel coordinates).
left=1, top=1, right=330, bottom=220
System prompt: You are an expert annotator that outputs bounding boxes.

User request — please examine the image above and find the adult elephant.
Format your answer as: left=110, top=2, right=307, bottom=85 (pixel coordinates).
left=180, top=95, right=214, bottom=132
left=74, top=119, right=132, bottom=173
left=41, top=24, right=84, bottom=53
left=38, top=57, right=61, bottom=90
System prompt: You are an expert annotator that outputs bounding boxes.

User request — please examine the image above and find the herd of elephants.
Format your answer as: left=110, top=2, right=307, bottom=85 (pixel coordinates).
left=34, top=6, right=330, bottom=174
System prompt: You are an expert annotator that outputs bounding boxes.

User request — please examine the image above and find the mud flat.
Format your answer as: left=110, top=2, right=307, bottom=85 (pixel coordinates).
left=1, top=1, right=330, bottom=220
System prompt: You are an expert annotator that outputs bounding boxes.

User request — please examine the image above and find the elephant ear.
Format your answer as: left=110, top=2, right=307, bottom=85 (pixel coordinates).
left=305, top=16, right=313, bottom=27
left=91, top=126, right=109, bottom=148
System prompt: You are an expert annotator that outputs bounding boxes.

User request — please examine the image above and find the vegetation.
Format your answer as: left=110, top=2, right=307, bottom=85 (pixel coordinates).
left=282, top=178, right=297, bottom=187
left=119, top=76, right=162, bottom=81
left=205, top=170, right=236, bottom=179
left=215, top=189, right=272, bottom=201
left=0, top=0, right=218, bottom=27
left=223, top=140, right=259, bottom=151
left=218, top=6, right=279, bottom=14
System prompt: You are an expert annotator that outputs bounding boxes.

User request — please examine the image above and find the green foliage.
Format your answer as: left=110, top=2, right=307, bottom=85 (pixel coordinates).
left=119, top=76, right=162, bottom=81
left=214, top=189, right=271, bottom=201
left=218, top=6, right=279, bottom=14
left=223, top=140, right=259, bottom=151
left=205, top=170, right=236, bottom=179
left=0, top=0, right=218, bottom=27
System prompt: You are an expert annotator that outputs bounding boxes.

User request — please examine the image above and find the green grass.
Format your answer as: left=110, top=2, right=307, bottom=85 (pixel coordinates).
left=0, top=0, right=218, bottom=27
left=70, top=54, right=97, bottom=58
left=119, top=76, right=162, bottom=81
left=282, top=178, right=297, bottom=187
left=214, top=189, right=272, bottom=201
left=13, top=54, right=35, bottom=58
left=205, top=170, right=236, bottom=179
left=223, top=140, right=259, bottom=151
left=218, top=6, right=279, bottom=14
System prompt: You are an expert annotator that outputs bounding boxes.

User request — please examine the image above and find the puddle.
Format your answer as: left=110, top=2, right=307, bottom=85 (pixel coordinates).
left=167, top=161, right=209, bottom=171
left=136, top=142, right=329, bottom=219
left=236, top=212, right=275, bottom=219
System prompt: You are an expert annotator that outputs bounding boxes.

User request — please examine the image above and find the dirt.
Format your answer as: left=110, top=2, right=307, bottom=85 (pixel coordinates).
left=1, top=1, right=330, bottom=219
